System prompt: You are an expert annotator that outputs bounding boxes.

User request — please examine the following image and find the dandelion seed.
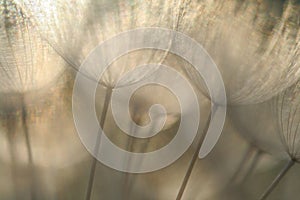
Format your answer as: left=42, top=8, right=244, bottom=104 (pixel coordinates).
left=258, top=79, right=300, bottom=199
left=0, top=0, right=67, bottom=199
left=177, top=0, right=300, bottom=198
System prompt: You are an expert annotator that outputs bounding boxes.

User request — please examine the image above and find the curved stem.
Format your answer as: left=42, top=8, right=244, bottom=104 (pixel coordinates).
left=21, top=98, right=37, bottom=200
left=229, top=145, right=254, bottom=184
left=122, top=118, right=155, bottom=200
left=122, top=116, right=138, bottom=200
left=176, top=109, right=212, bottom=200
left=6, top=114, right=19, bottom=199
left=85, top=87, right=112, bottom=200
left=259, top=159, right=295, bottom=200
left=240, top=149, right=262, bottom=183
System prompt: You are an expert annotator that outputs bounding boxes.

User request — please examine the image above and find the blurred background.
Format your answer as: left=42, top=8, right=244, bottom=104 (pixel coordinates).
left=0, top=0, right=300, bottom=199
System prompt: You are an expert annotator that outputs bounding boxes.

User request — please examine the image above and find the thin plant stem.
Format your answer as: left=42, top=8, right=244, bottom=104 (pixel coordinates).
left=240, top=149, right=262, bottom=183
left=122, top=108, right=140, bottom=200
left=176, top=108, right=213, bottom=200
left=21, top=98, right=37, bottom=200
left=85, top=87, right=113, bottom=200
left=259, top=159, right=295, bottom=200
left=229, top=145, right=254, bottom=184
left=6, top=114, right=19, bottom=199
left=123, top=122, right=157, bottom=200
left=122, top=123, right=136, bottom=200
